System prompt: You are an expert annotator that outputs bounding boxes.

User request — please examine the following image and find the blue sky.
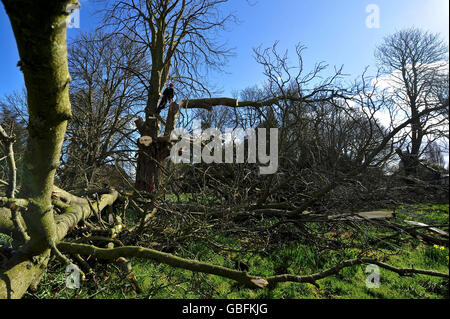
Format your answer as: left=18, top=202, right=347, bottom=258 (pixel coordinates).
left=0, top=0, right=448, bottom=98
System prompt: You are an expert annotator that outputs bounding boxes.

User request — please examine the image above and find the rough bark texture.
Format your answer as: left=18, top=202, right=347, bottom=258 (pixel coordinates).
left=134, top=50, right=170, bottom=192
left=1, top=187, right=119, bottom=242
left=2, top=0, right=77, bottom=253
left=53, top=189, right=119, bottom=240
left=0, top=251, right=50, bottom=299
left=0, top=0, right=78, bottom=298
left=135, top=116, right=160, bottom=193
left=134, top=102, right=180, bottom=192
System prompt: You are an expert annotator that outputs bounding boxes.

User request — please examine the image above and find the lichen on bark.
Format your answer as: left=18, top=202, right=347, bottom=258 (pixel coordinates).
left=0, top=0, right=79, bottom=298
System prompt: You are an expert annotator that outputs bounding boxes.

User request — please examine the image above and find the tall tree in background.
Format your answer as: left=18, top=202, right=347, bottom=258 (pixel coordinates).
left=424, top=141, right=446, bottom=169
left=375, top=28, right=449, bottom=176
left=104, top=0, right=235, bottom=192
left=60, top=31, right=148, bottom=189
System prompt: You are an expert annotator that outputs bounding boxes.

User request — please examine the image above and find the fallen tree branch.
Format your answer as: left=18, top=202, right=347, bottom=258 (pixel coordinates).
left=1, top=186, right=119, bottom=299
left=178, top=94, right=342, bottom=111
left=54, top=189, right=120, bottom=240
left=404, top=220, right=449, bottom=237
left=267, top=257, right=449, bottom=287
left=57, top=242, right=449, bottom=290
left=1, top=186, right=119, bottom=241
left=0, top=250, right=51, bottom=299
left=374, top=219, right=448, bottom=246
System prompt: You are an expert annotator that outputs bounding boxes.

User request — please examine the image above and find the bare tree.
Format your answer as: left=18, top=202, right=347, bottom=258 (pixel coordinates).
left=0, top=95, right=27, bottom=195
left=424, top=141, right=446, bottom=168
left=103, top=0, right=236, bottom=192
left=0, top=125, right=16, bottom=198
left=59, top=31, right=148, bottom=189
left=375, top=28, right=449, bottom=176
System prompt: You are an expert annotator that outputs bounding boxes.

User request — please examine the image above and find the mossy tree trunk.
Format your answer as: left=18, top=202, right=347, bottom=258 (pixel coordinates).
left=0, top=0, right=77, bottom=298
left=2, top=0, right=77, bottom=253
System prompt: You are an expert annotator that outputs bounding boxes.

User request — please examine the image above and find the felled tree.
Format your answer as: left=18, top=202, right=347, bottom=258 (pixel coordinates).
left=1, top=0, right=448, bottom=300
left=103, top=0, right=237, bottom=192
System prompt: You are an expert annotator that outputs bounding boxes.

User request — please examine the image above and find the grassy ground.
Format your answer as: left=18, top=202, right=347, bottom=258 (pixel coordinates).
left=18, top=204, right=450, bottom=299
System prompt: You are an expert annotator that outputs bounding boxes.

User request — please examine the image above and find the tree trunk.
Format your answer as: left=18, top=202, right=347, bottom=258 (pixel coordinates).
left=135, top=113, right=162, bottom=193
left=396, top=148, right=420, bottom=177
left=134, top=66, right=170, bottom=192
left=134, top=120, right=173, bottom=193
left=0, top=187, right=119, bottom=299
left=2, top=0, right=77, bottom=253
left=0, top=0, right=78, bottom=298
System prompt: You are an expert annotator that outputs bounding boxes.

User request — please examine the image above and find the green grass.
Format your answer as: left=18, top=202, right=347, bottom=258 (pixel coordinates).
left=396, top=203, right=449, bottom=225
left=26, top=204, right=449, bottom=299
